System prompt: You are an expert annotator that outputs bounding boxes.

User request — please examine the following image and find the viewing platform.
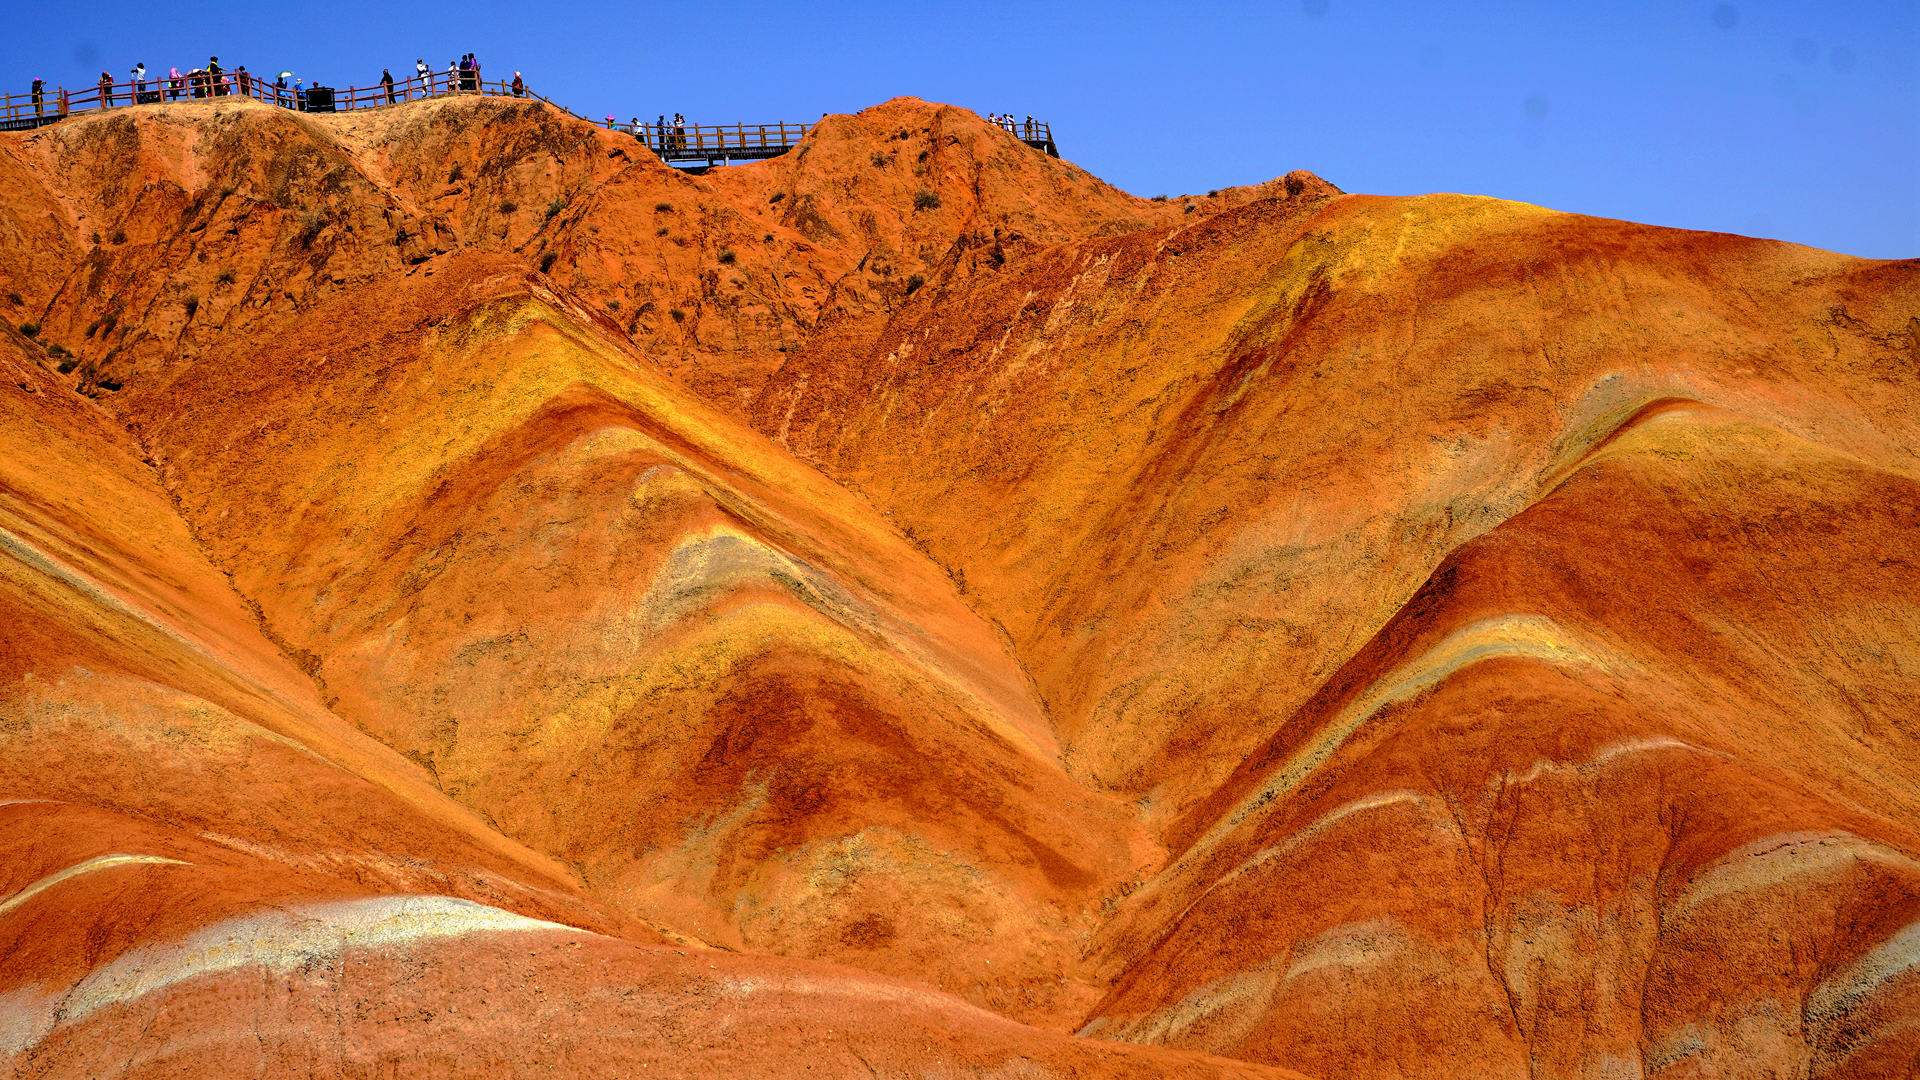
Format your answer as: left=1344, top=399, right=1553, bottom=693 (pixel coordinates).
left=0, top=70, right=1058, bottom=166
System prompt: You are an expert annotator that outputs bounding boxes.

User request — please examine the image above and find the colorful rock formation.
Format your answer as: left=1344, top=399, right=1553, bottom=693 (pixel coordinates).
left=1, top=93, right=1915, bottom=1078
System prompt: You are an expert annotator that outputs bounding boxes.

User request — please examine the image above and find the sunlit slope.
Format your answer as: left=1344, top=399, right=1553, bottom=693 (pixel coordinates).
left=1079, top=405, right=1920, bottom=1078
left=0, top=323, right=659, bottom=1058
left=110, top=253, right=1156, bottom=1025
left=754, top=189, right=1920, bottom=819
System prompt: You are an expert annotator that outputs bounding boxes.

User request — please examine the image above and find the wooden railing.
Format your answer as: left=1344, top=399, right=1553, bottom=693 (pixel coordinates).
left=0, top=71, right=1057, bottom=160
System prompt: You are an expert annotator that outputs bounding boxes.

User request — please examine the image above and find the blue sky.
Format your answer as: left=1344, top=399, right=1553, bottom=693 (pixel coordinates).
left=6, top=1, right=1913, bottom=257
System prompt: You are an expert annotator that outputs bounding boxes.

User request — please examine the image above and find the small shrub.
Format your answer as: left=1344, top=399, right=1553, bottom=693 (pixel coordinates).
left=904, top=273, right=925, bottom=295
left=109, top=229, right=127, bottom=244
left=219, top=184, right=237, bottom=197
left=5, top=292, right=21, bottom=305
left=46, top=342, right=69, bottom=357
left=90, top=231, right=101, bottom=245
left=215, top=269, right=236, bottom=285
left=912, top=189, right=941, bottom=211
left=717, top=248, right=736, bottom=264
left=655, top=226, right=668, bottom=237
left=768, top=191, right=785, bottom=204
left=56, top=355, right=79, bottom=374
left=85, top=320, right=100, bottom=338
left=1152, top=194, right=1168, bottom=202
left=499, top=200, right=518, bottom=213
left=763, top=233, right=774, bottom=243
left=182, top=296, right=199, bottom=318
left=447, top=164, right=465, bottom=182
left=18, top=322, right=38, bottom=338
left=654, top=202, right=673, bottom=212
left=1206, top=189, right=1219, bottom=198
left=605, top=298, right=621, bottom=311
left=545, top=197, right=567, bottom=221
left=538, top=250, right=558, bottom=273
left=668, top=307, right=685, bottom=322
left=869, top=150, right=890, bottom=168
left=917, top=149, right=929, bottom=163
left=1185, top=203, right=1195, bottom=213
left=297, top=210, right=325, bottom=244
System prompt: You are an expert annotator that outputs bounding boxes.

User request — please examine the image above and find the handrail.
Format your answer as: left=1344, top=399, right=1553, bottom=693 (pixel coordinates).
left=0, top=70, right=1054, bottom=161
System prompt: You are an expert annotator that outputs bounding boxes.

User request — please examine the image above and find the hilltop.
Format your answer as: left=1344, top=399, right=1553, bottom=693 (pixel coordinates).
left=2, top=92, right=1918, bottom=1080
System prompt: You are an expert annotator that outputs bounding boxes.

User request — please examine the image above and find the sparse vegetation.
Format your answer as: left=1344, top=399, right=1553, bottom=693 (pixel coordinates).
left=718, top=248, right=736, bottom=264
left=1152, top=194, right=1168, bottom=202
left=668, top=307, right=685, bottom=322
left=109, top=229, right=127, bottom=244
left=499, top=200, right=518, bottom=213
left=654, top=202, right=673, bottom=212
left=538, top=250, right=558, bottom=273
left=18, top=322, right=38, bottom=338
left=1207, top=189, right=1219, bottom=198
left=46, top=342, right=69, bottom=358
left=905, top=273, right=925, bottom=295
left=545, top=197, right=567, bottom=221
left=56, top=355, right=78, bottom=374
left=297, top=210, right=325, bottom=245
left=913, top=189, right=941, bottom=211
left=656, top=226, right=668, bottom=237
left=215, top=269, right=236, bottom=285
left=5, top=292, right=21, bottom=306
left=768, top=191, right=785, bottom=204
left=870, top=150, right=891, bottom=168
left=447, top=164, right=465, bottom=183
left=763, top=233, right=774, bottom=243
left=605, top=298, right=621, bottom=311
left=219, top=184, right=237, bottom=197
left=1185, top=203, right=1195, bottom=213
left=917, top=149, right=929, bottom=163
left=182, top=295, right=199, bottom=318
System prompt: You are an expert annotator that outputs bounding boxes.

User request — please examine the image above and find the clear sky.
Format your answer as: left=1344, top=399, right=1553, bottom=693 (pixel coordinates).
left=5, top=1, right=1914, bottom=257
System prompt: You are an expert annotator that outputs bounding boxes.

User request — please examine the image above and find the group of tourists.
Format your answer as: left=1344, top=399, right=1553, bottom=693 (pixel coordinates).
left=93, top=58, right=246, bottom=107
left=988, top=112, right=1039, bottom=139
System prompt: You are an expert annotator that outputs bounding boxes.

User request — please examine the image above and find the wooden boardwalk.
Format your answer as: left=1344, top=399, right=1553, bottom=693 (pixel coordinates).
left=0, top=70, right=1058, bottom=165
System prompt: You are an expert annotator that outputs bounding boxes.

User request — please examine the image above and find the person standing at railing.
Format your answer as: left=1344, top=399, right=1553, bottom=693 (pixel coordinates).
left=471, top=55, right=482, bottom=90
left=414, top=59, right=429, bottom=100
left=207, top=58, right=225, bottom=96
left=673, top=113, right=686, bottom=152
left=130, top=63, right=146, bottom=103
left=168, top=67, right=183, bottom=100
left=445, top=60, right=457, bottom=95
left=31, top=78, right=43, bottom=117
left=98, top=72, right=114, bottom=107
left=381, top=69, right=396, bottom=103
left=511, top=72, right=525, bottom=98
left=235, top=66, right=252, bottom=98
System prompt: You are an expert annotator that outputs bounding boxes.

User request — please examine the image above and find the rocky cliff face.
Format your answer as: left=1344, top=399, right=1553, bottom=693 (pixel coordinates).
left=1, top=92, right=1916, bottom=1079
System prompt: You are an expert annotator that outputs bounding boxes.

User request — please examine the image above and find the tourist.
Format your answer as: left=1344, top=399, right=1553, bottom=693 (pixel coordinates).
left=445, top=60, right=457, bottom=95
left=1025, top=115, right=1034, bottom=138
left=381, top=68, right=396, bottom=103
left=415, top=58, right=429, bottom=98
left=98, top=72, right=114, bottom=107
left=130, top=63, right=146, bottom=102
left=673, top=113, right=686, bottom=151
left=471, top=54, right=481, bottom=90
left=207, top=57, right=224, bottom=96
left=511, top=71, right=525, bottom=97
left=605, top=114, right=616, bottom=129
left=31, top=78, right=44, bottom=117
left=459, top=54, right=475, bottom=93
left=235, top=66, right=251, bottom=98
left=168, top=67, right=183, bottom=100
